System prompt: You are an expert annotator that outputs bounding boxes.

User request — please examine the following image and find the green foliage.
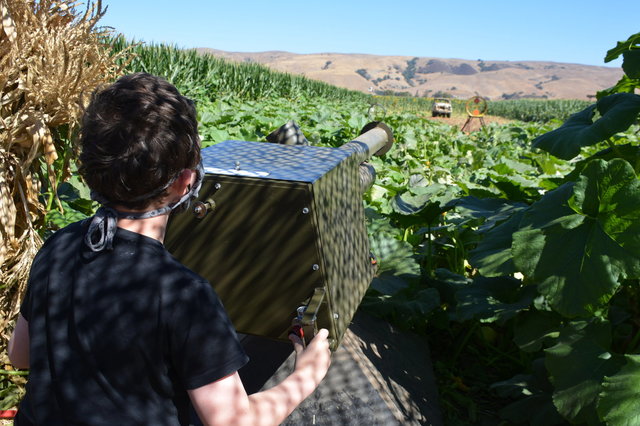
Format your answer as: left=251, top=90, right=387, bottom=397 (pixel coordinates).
left=455, top=276, right=537, bottom=324
left=532, top=94, right=640, bottom=159
left=374, top=95, right=593, bottom=123
left=545, top=320, right=623, bottom=424
left=506, top=159, right=640, bottom=318
left=489, top=99, right=593, bottom=123
left=359, top=32, right=640, bottom=425
left=0, top=369, right=26, bottom=410
left=490, top=358, right=565, bottom=426
left=108, top=36, right=369, bottom=103
left=598, top=355, right=640, bottom=425
left=599, top=32, right=640, bottom=99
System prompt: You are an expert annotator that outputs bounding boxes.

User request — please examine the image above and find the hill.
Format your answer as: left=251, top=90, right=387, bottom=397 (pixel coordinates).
left=196, top=49, right=623, bottom=101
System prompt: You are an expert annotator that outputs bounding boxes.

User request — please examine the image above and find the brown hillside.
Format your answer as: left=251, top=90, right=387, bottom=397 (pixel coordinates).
left=196, top=48, right=623, bottom=101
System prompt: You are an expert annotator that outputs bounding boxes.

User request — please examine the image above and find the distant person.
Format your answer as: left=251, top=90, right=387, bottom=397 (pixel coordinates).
left=8, top=72, right=331, bottom=425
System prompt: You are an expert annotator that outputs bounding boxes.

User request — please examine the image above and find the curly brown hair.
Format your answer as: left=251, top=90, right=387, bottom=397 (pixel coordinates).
left=79, top=73, right=201, bottom=210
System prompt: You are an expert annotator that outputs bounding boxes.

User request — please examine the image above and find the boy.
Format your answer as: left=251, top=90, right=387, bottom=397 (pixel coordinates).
left=8, top=73, right=331, bottom=425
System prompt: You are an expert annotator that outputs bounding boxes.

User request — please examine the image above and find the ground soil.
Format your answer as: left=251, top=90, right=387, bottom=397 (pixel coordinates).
left=239, top=311, right=443, bottom=425
left=426, top=114, right=513, bottom=131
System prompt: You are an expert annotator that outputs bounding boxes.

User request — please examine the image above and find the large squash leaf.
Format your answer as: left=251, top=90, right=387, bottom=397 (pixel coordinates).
left=545, top=320, right=624, bottom=425
left=597, top=354, right=640, bottom=426
left=513, top=159, right=640, bottom=318
left=513, top=310, right=562, bottom=352
left=455, top=275, right=536, bottom=324
left=604, top=32, right=640, bottom=63
left=597, top=75, right=640, bottom=99
left=367, top=218, right=420, bottom=277
left=467, top=202, right=528, bottom=277
left=622, top=49, right=640, bottom=79
left=532, top=94, right=640, bottom=160
left=491, top=359, right=565, bottom=426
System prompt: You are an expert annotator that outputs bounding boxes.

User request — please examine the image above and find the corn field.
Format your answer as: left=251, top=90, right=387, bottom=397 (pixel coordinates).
left=486, top=98, right=593, bottom=122
left=374, top=95, right=593, bottom=122
left=109, top=36, right=370, bottom=103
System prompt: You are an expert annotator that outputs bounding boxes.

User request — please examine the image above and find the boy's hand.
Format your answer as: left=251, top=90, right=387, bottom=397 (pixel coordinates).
left=289, top=328, right=331, bottom=387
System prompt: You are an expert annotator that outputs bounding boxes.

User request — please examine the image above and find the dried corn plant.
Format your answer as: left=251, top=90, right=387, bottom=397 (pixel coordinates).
left=0, top=0, right=129, bottom=345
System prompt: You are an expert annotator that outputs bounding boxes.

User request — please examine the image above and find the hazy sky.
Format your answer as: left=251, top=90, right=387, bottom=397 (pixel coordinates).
left=99, top=0, right=638, bottom=67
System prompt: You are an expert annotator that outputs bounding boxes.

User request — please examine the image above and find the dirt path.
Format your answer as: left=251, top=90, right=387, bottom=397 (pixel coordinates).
left=425, top=114, right=513, bottom=131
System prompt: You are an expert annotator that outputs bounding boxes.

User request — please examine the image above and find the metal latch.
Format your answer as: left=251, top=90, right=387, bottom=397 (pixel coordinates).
left=291, top=287, right=326, bottom=347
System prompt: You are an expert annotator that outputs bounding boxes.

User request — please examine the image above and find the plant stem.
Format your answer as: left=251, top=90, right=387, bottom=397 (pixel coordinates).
left=403, top=226, right=411, bottom=242
left=426, top=223, right=433, bottom=277
left=481, top=337, right=526, bottom=367
left=627, top=328, right=640, bottom=354
left=451, top=322, right=479, bottom=366
left=0, top=369, right=28, bottom=376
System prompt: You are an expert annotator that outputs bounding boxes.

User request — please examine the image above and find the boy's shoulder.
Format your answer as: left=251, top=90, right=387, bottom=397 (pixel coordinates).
left=38, top=220, right=86, bottom=252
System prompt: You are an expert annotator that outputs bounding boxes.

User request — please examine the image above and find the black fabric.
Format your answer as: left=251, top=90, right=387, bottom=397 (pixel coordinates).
left=18, top=221, right=248, bottom=425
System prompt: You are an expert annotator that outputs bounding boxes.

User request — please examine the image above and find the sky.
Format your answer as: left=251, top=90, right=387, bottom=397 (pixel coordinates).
left=99, top=0, right=639, bottom=68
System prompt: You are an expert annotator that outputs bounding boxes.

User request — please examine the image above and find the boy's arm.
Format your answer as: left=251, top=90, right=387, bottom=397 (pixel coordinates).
left=188, top=328, right=331, bottom=426
left=8, top=314, right=30, bottom=369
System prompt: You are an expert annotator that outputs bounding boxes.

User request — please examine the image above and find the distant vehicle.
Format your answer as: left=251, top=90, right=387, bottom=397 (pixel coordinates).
left=431, top=98, right=452, bottom=118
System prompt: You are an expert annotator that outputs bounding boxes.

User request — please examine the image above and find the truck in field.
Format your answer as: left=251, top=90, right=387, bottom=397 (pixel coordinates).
left=431, top=98, right=452, bottom=118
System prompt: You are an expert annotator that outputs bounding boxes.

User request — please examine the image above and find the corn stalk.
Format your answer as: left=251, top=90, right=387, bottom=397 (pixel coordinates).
left=0, top=0, right=129, bottom=348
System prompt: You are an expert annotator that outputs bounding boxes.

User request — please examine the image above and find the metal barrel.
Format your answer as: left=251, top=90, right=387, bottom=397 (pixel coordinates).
left=339, top=122, right=393, bottom=164
left=339, top=121, right=393, bottom=193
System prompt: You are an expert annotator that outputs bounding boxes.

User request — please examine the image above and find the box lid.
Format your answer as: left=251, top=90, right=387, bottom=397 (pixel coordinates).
left=202, top=140, right=351, bottom=183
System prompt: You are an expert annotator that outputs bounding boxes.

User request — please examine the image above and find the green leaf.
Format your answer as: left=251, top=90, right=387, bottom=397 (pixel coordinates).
left=597, top=75, right=640, bottom=99
left=391, top=183, right=458, bottom=213
left=46, top=201, right=89, bottom=230
left=596, top=93, right=640, bottom=135
left=532, top=94, right=640, bottom=160
left=368, top=219, right=420, bottom=276
left=531, top=105, right=596, bottom=160
left=564, top=144, right=640, bottom=181
left=513, top=310, right=562, bottom=352
left=500, top=394, right=565, bottom=426
left=404, top=288, right=441, bottom=317
left=430, top=268, right=471, bottom=307
left=488, top=172, right=540, bottom=203
left=469, top=209, right=526, bottom=276
left=597, top=354, right=640, bottom=425
left=450, top=195, right=528, bottom=228
left=604, top=32, right=640, bottom=63
left=361, top=288, right=440, bottom=323
left=513, top=160, right=640, bottom=318
left=491, top=358, right=565, bottom=425
left=57, top=181, right=95, bottom=215
left=347, top=114, right=367, bottom=132
left=389, top=184, right=459, bottom=226
left=622, top=49, right=640, bottom=79
left=370, top=272, right=410, bottom=295
left=545, top=320, right=623, bottom=424
left=391, top=190, right=439, bottom=215
left=455, top=276, right=536, bottom=324
left=199, top=109, right=218, bottom=125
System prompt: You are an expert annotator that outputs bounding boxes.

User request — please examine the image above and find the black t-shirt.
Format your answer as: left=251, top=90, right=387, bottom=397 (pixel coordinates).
left=17, top=221, right=248, bottom=425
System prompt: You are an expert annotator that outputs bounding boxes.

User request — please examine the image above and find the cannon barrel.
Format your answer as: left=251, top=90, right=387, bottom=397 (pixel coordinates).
left=339, top=121, right=394, bottom=163
left=340, top=122, right=393, bottom=194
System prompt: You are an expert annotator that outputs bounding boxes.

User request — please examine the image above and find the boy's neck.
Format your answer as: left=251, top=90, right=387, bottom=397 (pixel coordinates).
left=117, top=214, right=170, bottom=243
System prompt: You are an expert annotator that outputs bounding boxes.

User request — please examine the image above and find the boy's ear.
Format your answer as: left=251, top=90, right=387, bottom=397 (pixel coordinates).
left=171, top=169, right=196, bottom=195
